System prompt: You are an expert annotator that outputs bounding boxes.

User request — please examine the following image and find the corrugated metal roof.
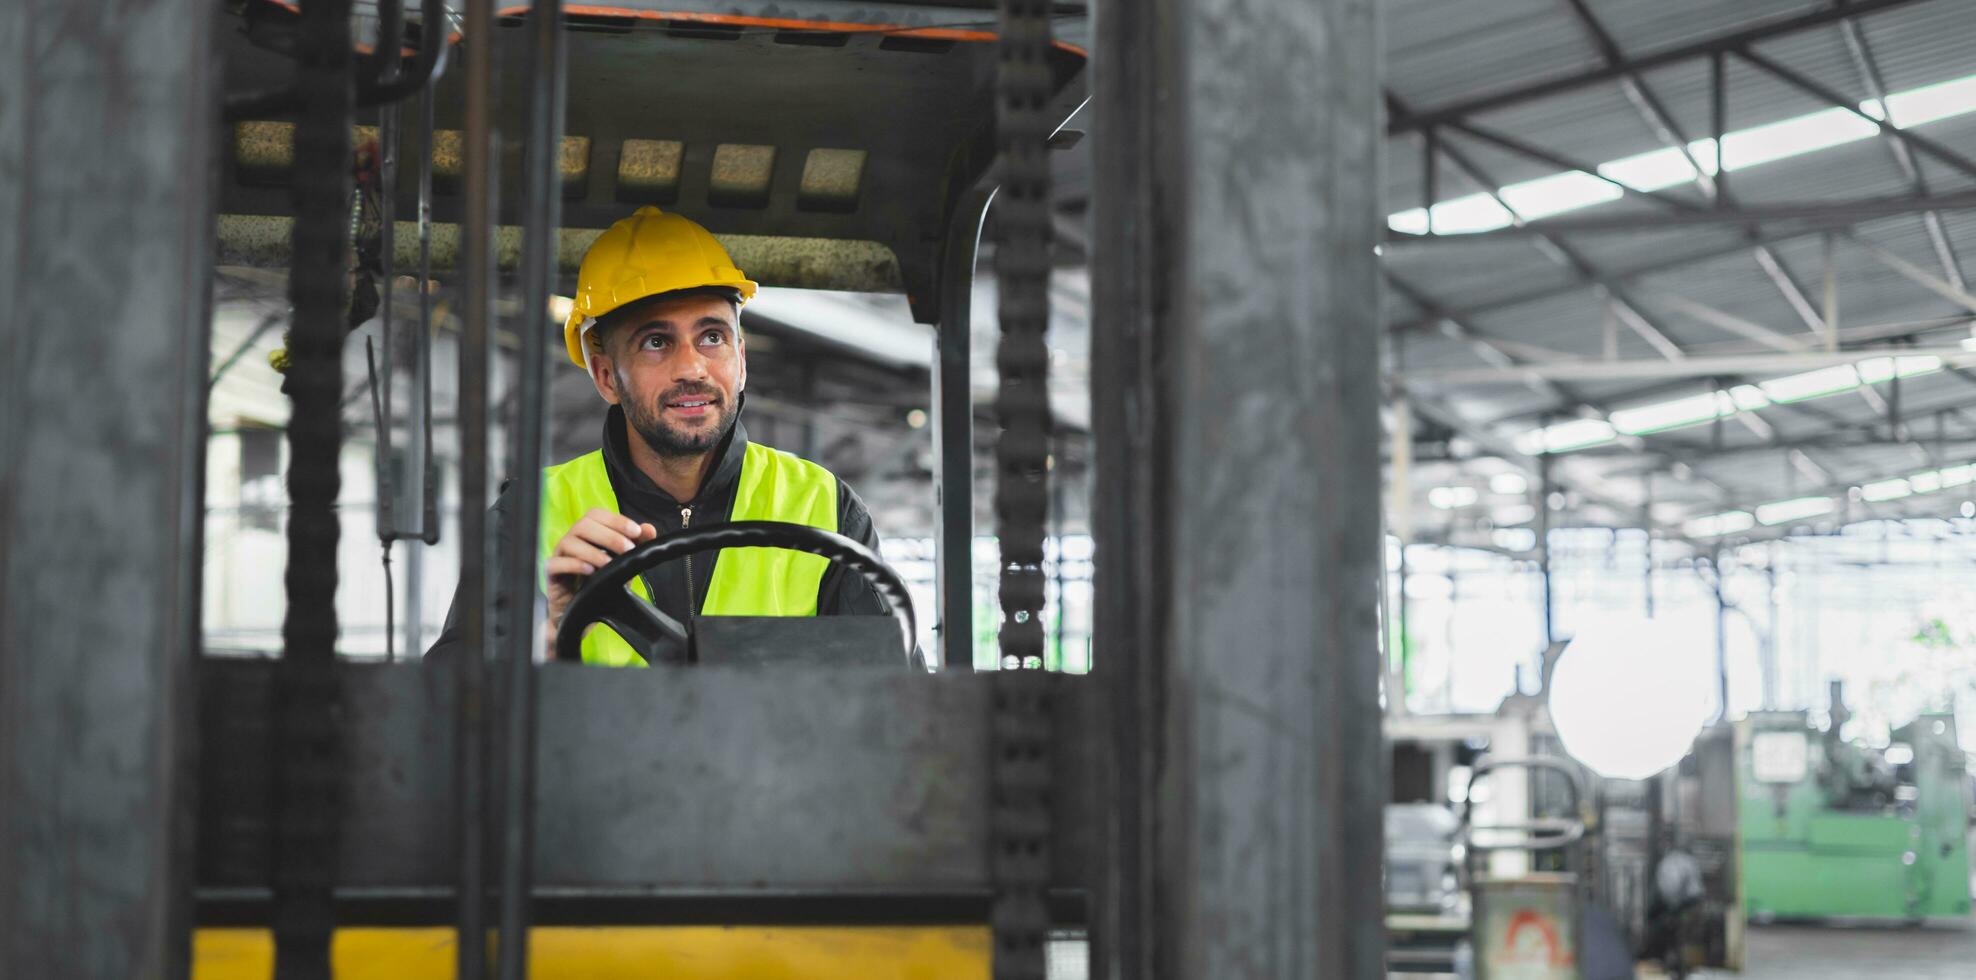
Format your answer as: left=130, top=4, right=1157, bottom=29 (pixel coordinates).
left=1386, top=0, right=1606, bottom=109
left=1585, top=0, right=1821, bottom=54
left=1380, top=0, right=1976, bottom=529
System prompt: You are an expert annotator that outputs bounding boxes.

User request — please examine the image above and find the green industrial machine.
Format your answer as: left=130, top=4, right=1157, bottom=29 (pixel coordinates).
left=1739, top=684, right=1972, bottom=921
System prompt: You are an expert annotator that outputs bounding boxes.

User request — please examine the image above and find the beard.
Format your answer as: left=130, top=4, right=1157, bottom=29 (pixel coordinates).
left=621, top=376, right=738, bottom=458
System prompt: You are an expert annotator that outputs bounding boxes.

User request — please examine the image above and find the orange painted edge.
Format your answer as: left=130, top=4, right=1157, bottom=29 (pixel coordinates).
left=540, top=5, right=1089, bottom=58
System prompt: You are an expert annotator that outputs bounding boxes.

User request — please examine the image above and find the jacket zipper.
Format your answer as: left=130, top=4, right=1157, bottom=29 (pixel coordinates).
left=680, top=506, right=696, bottom=616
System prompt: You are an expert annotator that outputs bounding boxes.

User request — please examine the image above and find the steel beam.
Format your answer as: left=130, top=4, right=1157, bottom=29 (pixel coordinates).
left=1435, top=118, right=1701, bottom=213
left=1836, top=15, right=1967, bottom=290
left=0, top=0, right=215, bottom=974
left=1650, top=291, right=1807, bottom=352
left=1383, top=190, right=1976, bottom=243
left=1852, top=235, right=1976, bottom=314
left=1387, top=0, right=1933, bottom=136
left=1676, top=454, right=1976, bottom=539
left=1557, top=0, right=1718, bottom=201
left=1411, top=112, right=1693, bottom=363
left=1405, top=346, right=1976, bottom=383
left=1388, top=220, right=1881, bottom=334
left=1092, top=1, right=1386, bottom=975
left=1738, top=47, right=1976, bottom=183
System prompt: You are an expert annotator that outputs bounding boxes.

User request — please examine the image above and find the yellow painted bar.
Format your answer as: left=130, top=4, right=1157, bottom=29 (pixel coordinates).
left=195, top=926, right=989, bottom=980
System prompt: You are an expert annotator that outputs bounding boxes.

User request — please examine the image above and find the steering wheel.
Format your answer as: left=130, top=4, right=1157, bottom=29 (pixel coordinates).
left=553, top=520, right=917, bottom=665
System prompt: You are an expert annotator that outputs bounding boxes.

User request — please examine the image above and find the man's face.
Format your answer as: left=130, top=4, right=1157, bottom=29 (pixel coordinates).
left=588, top=292, right=746, bottom=458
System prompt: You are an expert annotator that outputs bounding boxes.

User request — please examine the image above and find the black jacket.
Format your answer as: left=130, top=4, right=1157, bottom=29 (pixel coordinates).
left=425, top=404, right=902, bottom=665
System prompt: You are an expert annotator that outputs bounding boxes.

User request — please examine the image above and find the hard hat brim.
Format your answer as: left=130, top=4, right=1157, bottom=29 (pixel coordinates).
left=562, top=278, right=758, bottom=368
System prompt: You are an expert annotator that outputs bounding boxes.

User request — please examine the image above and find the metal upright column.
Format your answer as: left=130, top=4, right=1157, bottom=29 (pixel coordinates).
left=456, top=0, right=499, bottom=974
left=0, top=1, right=215, bottom=975
left=934, top=190, right=993, bottom=670
left=496, top=1, right=565, bottom=976
left=1091, top=0, right=1386, bottom=977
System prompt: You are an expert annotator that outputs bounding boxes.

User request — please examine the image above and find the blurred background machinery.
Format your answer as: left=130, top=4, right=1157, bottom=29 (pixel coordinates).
left=1740, top=683, right=1973, bottom=921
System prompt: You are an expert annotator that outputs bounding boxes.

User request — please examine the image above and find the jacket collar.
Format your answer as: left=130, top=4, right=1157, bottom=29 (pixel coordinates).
left=600, top=399, right=749, bottom=511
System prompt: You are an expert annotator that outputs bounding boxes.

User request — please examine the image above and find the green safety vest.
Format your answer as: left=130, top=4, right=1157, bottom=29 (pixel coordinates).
left=540, top=441, right=838, bottom=666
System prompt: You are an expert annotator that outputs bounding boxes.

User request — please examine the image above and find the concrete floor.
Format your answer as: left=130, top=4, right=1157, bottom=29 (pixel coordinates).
left=1697, top=921, right=1976, bottom=980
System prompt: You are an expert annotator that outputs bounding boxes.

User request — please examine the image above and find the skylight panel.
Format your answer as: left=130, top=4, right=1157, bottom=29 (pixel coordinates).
left=1610, top=391, right=1723, bottom=435
left=1756, top=496, right=1835, bottom=526
left=1853, top=356, right=1936, bottom=383
left=1883, top=74, right=1976, bottom=128
left=1598, top=145, right=1703, bottom=193
left=1718, top=107, right=1879, bottom=172
left=1499, top=171, right=1623, bottom=221
left=1685, top=511, right=1755, bottom=537
left=1388, top=70, right=1976, bottom=234
left=1759, top=364, right=1860, bottom=403
left=1896, top=355, right=1942, bottom=377
left=1428, top=193, right=1515, bottom=234
left=1860, top=478, right=1912, bottom=502
left=1516, top=417, right=1617, bottom=454
left=1727, top=385, right=1772, bottom=411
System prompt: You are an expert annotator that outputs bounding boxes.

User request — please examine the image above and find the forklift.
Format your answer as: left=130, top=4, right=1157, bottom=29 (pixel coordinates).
left=204, top=1, right=1083, bottom=974
left=1, top=1, right=1388, bottom=978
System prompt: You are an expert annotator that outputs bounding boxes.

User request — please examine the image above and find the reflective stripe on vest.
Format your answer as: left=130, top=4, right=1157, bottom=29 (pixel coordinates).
left=539, top=442, right=838, bottom=666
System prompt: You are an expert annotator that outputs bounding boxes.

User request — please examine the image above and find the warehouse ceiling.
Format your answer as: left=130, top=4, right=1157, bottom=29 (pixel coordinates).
left=1376, top=0, right=1976, bottom=554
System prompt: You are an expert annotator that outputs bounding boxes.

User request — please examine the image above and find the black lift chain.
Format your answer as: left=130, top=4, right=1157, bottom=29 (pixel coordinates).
left=991, top=0, right=1056, bottom=978
left=275, top=0, right=354, bottom=977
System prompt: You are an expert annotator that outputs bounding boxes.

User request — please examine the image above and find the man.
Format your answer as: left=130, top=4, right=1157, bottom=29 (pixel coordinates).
left=427, top=206, right=904, bottom=665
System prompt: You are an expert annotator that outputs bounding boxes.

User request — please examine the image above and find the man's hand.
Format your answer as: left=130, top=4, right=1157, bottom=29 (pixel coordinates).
left=544, top=508, right=657, bottom=656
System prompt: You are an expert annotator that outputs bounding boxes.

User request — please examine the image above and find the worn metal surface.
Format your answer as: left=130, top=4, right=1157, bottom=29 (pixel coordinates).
left=197, top=662, right=1097, bottom=891
left=214, top=214, right=907, bottom=293
left=692, top=616, right=907, bottom=666
left=0, top=0, right=214, bottom=975
left=1090, top=0, right=1387, bottom=977
left=217, top=12, right=1086, bottom=324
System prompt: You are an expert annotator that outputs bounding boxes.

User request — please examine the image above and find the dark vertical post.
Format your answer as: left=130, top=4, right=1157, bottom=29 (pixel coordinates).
left=1396, top=540, right=1412, bottom=711
left=1763, top=544, right=1780, bottom=710
left=1538, top=454, right=1556, bottom=649
left=1091, top=0, right=1386, bottom=976
left=1710, top=49, right=1727, bottom=206
left=496, top=2, right=564, bottom=977
left=0, top=0, right=214, bottom=974
left=1712, top=546, right=1730, bottom=722
left=457, top=0, right=498, bottom=974
left=1422, top=129, right=1439, bottom=234
left=934, top=191, right=993, bottom=670
left=1643, top=472, right=1656, bottom=618
left=405, top=77, right=441, bottom=658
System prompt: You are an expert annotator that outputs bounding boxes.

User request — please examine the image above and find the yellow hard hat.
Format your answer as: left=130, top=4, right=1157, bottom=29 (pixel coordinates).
left=562, top=206, right=758, bottom=367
